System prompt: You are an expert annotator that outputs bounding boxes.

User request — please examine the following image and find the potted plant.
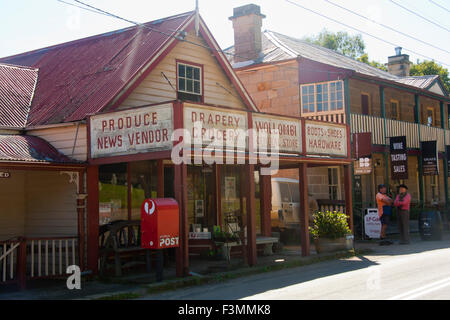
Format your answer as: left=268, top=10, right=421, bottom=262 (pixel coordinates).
left=309, top=210, right=353, bottom=253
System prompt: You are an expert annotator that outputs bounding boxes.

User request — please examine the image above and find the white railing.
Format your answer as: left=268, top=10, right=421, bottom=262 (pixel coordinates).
left=29, top=237, right=78, bottom=278
left=0, top=240, right=20, bottom=283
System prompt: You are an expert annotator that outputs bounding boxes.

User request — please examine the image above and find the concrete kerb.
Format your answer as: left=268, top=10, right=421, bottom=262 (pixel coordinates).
left=86, top=248, right=372, bottom=300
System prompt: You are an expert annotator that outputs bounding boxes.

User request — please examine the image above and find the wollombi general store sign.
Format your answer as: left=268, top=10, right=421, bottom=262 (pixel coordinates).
left=304, top=121, right=347, bottom=157
left=252, top=114, right=302, bottom=153
left=90, top=104, right=173, bottom=158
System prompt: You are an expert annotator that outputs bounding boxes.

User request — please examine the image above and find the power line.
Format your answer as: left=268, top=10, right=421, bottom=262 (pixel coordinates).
left=285, top=0, right=450, bottom=68
left=56, top=0, right=111, bottom=17
left=389, top=0, right=450, bottom=33
left=324, top=0, right=450, bottom=55
left=428, top=0, right=450, bottom=14
left=58, top=0, right=450, bottom=72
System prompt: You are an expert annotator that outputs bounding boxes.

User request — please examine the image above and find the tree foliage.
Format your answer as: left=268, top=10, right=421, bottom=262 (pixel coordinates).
left=410, top=60, right=450, bottom=93
left=356, top=53, right=387, bottom=71
left=303, top=29, right=365, bottom=59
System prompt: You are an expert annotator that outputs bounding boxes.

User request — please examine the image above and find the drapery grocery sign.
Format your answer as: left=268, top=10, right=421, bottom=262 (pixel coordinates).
left=183, top=104, right=248, bottom=150
left=252, top=114, right=302, bottom=154
left=304, top=121, right=347, bottom=157
left=90, top=104, right=173, bottom=158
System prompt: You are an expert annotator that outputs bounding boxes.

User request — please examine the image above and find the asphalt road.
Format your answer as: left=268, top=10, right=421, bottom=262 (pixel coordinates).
left=140, top=237, right=450, bottom=300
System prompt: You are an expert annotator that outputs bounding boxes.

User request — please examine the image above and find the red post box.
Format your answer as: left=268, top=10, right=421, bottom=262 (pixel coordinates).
left=141, top=198, right=180, bottom=249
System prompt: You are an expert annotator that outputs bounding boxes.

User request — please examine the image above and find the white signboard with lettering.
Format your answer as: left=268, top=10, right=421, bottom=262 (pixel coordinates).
left=183, top=104, right=248, bottom=150
left=252, top=114, right=302, bottom=154
left=305, top=121, right=347, bottom=157
left=364, top=208, right=381, bottom=239
left=90, top=104, right=173, bottom=158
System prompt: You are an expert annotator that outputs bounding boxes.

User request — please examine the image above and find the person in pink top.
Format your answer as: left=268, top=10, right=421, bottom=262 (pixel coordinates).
left=394, top=184, right=411, bottom=244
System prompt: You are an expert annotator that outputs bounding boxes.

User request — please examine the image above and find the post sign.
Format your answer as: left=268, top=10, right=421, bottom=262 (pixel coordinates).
left=304, top=121, right=347, bottom=157
left=89, top=104, right=173, bottom=159
left=183, top=104, right=248, bottom=150
left=390, top=136, right=408, bottom=180
left=252, top=114, right=302, bottom=154
left=364, top=208, right=381, bottom=239
left=141, top=198, right=180, bottom=249
left=422, top=140, right=438, bottom=176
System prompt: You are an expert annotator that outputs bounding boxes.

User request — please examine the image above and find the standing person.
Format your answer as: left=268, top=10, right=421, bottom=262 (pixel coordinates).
left=394, top=184, right=411, bottom=244
left=376, top=184, right=393, bottom=242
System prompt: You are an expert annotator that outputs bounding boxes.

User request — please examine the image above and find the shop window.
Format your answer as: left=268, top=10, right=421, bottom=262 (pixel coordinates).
left=301, top=80, right=344, bottom=114
left=221, top=166, right=243, bottom=235
left=99, top=163, right=128, bottom=225
left=130, top=161, right=158, bottom=220
left=430, top=175, right=438, bottom=203
left=187, top=166, right=215, bottom=234
left=177, top=62, right=202, bottom=103
left=328, top=167, right=340, bottom=200
left=361, top=94, right=370, bottom=115
left=390, top=100, right=400, bottom=120
left=426, top=107, right=434, bottom=126
left=447, top=104, right=450, bottom=128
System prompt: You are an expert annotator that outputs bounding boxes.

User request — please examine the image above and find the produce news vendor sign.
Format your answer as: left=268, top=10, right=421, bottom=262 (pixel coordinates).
left=304, top=121, right=347, bottom=157
left=90, top=104, right=173, bottom=158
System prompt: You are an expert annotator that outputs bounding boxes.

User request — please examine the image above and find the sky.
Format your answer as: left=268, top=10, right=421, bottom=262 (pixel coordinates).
left=1, top=0, right=449, bottom=68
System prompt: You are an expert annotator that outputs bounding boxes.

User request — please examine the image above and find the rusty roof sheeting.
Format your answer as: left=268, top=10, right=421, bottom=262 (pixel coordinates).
left=0, top=12, right=194, bottom=127
left=0, top=64, right=38, bottom=128
left=0, top=134, right=77, bottom=163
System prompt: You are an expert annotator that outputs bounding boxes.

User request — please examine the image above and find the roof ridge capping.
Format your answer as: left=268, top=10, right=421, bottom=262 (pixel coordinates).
left=0, top=62, right=38, bottom=71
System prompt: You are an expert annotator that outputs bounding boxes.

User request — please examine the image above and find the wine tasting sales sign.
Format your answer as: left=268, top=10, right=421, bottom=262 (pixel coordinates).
left=390, top=136, right=408, bottom=180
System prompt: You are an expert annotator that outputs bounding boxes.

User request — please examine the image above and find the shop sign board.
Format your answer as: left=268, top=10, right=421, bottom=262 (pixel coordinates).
left=252, top=114, right=302, bottom=154
left=183, top=104, right=248, bottom=150
left=0, top=172, right=10, bottom=178
left=304, top=121, right=347, bottom=157
left=89, top=104, right=173, bottom=159
left=364, top=208, right=381, bottom=239
left=354, top=157, right=372, bottom=175
left=390, top=136, right=408, bottom=180
left=422, top=140, right=438, bottom=176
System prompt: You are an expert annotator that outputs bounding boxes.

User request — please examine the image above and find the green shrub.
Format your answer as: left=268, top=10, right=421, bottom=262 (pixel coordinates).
left=309, top=211, right=352, bottom=239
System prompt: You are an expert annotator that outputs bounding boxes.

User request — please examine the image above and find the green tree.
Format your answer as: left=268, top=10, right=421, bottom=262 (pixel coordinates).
left=303, top=29, right=365, bottom=59
left=410, top=60, right=450, bottom=93
left=356, top=53, right=387, bottom=71
left=303, top=30, right=386, bottom=71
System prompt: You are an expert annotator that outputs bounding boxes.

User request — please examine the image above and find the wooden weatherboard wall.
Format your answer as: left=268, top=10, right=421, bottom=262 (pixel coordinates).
left=118, top=30, right=247, bottom=111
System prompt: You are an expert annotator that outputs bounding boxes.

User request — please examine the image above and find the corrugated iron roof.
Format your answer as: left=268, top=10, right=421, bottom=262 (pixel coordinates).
left=0, top=63, right=38, bottom=128
left=395, top=75, right=439, bottom=89
left=0, top=134, right=77, bottom=163
left=226, top=30, right=447, bottom=96
left=0, top=12, right=195, bottom=126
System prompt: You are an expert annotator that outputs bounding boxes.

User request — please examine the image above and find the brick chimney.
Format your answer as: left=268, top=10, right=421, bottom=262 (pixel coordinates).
left=229, top=4, right=265, bottom=63
left=387, top=47, right=411, bottom=77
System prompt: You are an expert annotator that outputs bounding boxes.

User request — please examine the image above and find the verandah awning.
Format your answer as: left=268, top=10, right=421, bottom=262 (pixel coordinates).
left=0, top=134, right=78, bottom=164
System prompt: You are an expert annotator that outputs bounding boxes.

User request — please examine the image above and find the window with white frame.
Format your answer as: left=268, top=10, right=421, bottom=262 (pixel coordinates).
left=301, top=80, right=344, bottom=114
left=328, top=167, right=340, bottom=200
left=177, top=62, right=202, bottom=102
